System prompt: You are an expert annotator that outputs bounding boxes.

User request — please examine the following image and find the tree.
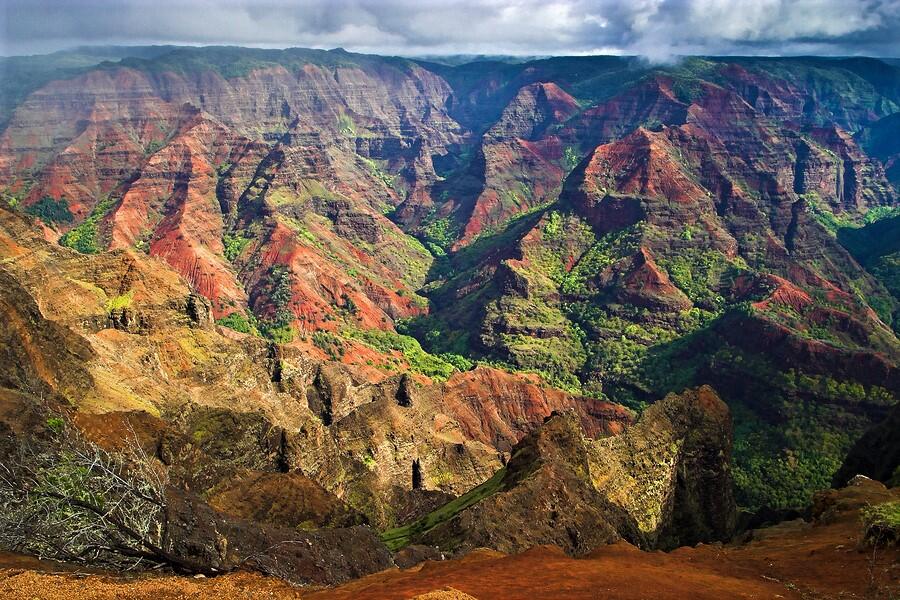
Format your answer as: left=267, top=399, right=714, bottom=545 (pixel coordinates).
left=0, top=419, right=214, bottom=573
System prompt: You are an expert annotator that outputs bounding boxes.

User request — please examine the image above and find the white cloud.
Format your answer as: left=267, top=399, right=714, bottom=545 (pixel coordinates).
left=2, top=0, right=899, bottom=58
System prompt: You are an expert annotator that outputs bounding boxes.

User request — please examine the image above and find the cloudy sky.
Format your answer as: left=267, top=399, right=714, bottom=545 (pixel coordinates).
left=2, top=0, right=900, bottom=60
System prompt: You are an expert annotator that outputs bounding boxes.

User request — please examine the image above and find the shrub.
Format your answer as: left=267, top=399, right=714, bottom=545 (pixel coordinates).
left=261, top=322, right=295, bottom=344
left=216, top=311, right=258, bottom=335
left=105, top=290, right=135, bottom=313
left=0, top=418, right=172, bottom=571
left=312, top=331, right=344, bottom=360
left=25, top=196, right=73, bottom=225
left=563, top=146, right=579, bottom=171
left=422, top=217, right=456, bottom=253
left=861, top=501, right=900, bottom=546
left=439, top=353, right=474, bottom=372
left=222, top=232, right=250, bottom=262
left=60, top=197, right=115, bottom=254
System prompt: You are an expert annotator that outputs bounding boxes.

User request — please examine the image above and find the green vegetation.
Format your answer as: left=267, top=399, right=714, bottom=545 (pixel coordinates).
left=359, top=155, right=396, bottom=189
left=643, top=334, right=876, bottom=510
left=544, top=210, right=564, bottom=238
left=398, top=316, right=473, bottom=359
left=145, top=140, right=164, bottom=155
left=337, top=112, right=355, bottom=136
left=25, top=196, right=73, bottom=225
left=804, top=193, right=857, bottom=234
left=256, top=266, right=296, bottom=343
left=105, top=290, right=134, bottom=313
left=215, top=311, right=259, bottom=335
left=563, top=146, right=580, bottom=171
left=863, top=205, right=900, bottom=224
left=560, top=225, right=641, bottom=295
left=805, top=193, right=899, bottom=236
left=731, top=400, right=856, bottom=510
left=99, top=45, right=406, bottom=84
left=861, top=501, right=900, bottom=546
left=405, top=196, right=891, bottom=510
left=344, top=327, right=458, bottom=381
left=836, top=213, right=900, bottom=331
left=656, top=249, right=747, bottom=309
left=381, top=467, right=507, bottom=550
left=671, top=77, right=705, bottom=104
left=438, top=352, right=474, bottom=371
left=422, top=216, right=458, bottom=254
left=261, top=323, right=295, bottom=344
left=60, top=197, right=115, bottom=254
left=312, top=331, right=345, bottom=360
left=222, top=232, right=250, bottom=262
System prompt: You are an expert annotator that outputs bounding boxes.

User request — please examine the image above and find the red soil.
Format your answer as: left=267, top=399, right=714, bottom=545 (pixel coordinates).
left=1, top=480, right=897, bottom=599
left=586, top=127, right=709, bottom=205
left=440, top=366, right=632, bottom=450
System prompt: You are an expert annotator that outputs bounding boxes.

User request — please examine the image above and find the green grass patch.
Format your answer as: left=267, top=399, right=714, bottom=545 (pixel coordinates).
left=105, top=290, right=135, bottom=313
left=216, top=311, right=259, bottom=335
left=380, top=467, right=507, bottom=550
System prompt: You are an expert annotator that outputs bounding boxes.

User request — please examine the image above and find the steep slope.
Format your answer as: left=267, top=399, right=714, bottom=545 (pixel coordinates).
left=0, top=204, right=631, bottom=531
left=411, top=66, right=900, bottom=510
left=833, top=401, right=900, bottom=487
left=383, top=386, right=734, bottom=555
left=857, top=111, right=900, bottom=187
left=0, top=48, right=898, bottom=514
left=0, top=47, right=461, bottom=330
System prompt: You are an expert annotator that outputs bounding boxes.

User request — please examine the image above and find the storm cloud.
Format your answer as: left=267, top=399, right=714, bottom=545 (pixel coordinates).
left=2, top=0, right=900, bottom=59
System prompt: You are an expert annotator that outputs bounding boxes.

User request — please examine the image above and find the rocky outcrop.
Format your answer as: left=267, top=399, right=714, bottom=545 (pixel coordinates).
left=0, top=205, right=637, bottom=534
left=403, top=386, right=735, bottom=555
left=588, top=385, right=736, bottom=549
left=161, top=487, right=393, bottom=585
left=454, top=83, right=580, bottom=245
left=417, top=412, right=626, bottom=555
left=616, top=247, right=693, bottom=311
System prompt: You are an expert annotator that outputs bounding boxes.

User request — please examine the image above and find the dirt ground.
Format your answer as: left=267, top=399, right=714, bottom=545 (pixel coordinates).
left=2, top=480, right=898, bottom=600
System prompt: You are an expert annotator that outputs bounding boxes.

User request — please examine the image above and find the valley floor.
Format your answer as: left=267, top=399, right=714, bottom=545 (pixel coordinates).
left=2, top=480, right=897, bottom=600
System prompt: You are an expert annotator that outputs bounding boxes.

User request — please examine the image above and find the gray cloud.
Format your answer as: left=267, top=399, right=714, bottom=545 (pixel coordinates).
left=2, top=0, right=899, bottom=58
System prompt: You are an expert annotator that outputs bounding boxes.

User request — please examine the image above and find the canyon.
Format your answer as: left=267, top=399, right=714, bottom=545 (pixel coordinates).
left=0, top=46, right=898, bottom=596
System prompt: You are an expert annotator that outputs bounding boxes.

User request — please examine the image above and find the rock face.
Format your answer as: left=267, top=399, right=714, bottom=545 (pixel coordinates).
left=161, top=489, right=393, bottom=585
left=0, top=48, right=460, bottom=324
left=439, top=366, right=630, bottom=452
left=0, top=205, right=629, bottom=536
left=0, top=47, right=898, bottom=548
left=403, top=386, right=734, bottom=555
left=588, top=385, right=736, bottom=549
